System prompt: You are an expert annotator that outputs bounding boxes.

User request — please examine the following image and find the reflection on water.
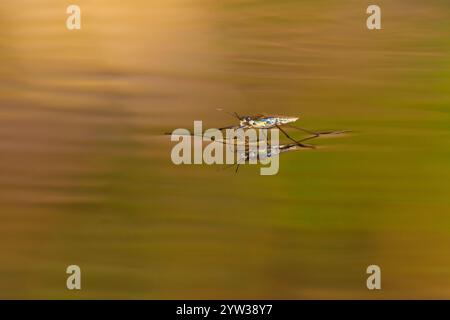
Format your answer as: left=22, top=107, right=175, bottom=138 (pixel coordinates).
left=0, top=0, right=449, bottom=298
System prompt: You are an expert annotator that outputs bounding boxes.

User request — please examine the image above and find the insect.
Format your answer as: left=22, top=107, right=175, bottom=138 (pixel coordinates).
left=165, top=110, right=349, bottom=173
left=216, top=108, right=345, bottom=148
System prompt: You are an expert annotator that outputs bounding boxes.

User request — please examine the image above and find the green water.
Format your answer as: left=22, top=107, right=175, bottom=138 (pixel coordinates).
left=0, top=0, right=449, bottom=298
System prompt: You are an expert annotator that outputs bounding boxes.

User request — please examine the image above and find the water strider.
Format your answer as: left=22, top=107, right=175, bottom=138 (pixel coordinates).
left=216, top=108, right=348, bottom=147
left=166, top=111, right=349, bottom=173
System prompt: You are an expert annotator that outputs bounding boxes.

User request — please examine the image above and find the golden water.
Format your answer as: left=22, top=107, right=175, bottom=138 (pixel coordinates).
left=0, top=0, right=449, bottom=298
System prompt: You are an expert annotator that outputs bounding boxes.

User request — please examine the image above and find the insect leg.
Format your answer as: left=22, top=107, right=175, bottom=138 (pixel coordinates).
left=217, top=125, right=240, bottom=131
left=220, top=158, right=244, bottom=173
left=260, top=129, right=271, bottom=147
left=296, top=134, right=322, bottom=143
left=276, top=125, right=315, bottom=148
left=286, top=124, right=349, bottom=136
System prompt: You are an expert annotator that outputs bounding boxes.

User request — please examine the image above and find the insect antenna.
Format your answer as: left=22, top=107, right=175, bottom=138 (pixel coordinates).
left=216, top=108, right=242, bottom=120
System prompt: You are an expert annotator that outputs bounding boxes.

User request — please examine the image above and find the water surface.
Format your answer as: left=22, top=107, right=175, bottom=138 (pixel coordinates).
left=0, top=0, right=449, bottom=298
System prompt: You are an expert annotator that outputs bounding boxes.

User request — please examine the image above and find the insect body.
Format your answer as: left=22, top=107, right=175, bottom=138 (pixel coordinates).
left=239, top=115, right=299, bottom=129
left=217, top=109, right=339, bottom=148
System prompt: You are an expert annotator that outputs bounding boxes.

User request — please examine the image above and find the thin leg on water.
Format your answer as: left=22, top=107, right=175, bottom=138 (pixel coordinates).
left=220, top=162, right=238, bottom=172
left=276, top=125, right=315, bottom=148
left=297, top=134, right=322, bottom=143
left=286, top=124, right=349, bottom=136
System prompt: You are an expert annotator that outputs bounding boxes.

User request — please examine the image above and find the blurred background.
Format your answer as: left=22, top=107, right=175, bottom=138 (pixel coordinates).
left=0, top=0, right=449, bottom=299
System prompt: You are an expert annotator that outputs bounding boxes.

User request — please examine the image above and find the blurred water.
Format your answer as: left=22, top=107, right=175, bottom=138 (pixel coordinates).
left=0, top=0, right=449, bottom=298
